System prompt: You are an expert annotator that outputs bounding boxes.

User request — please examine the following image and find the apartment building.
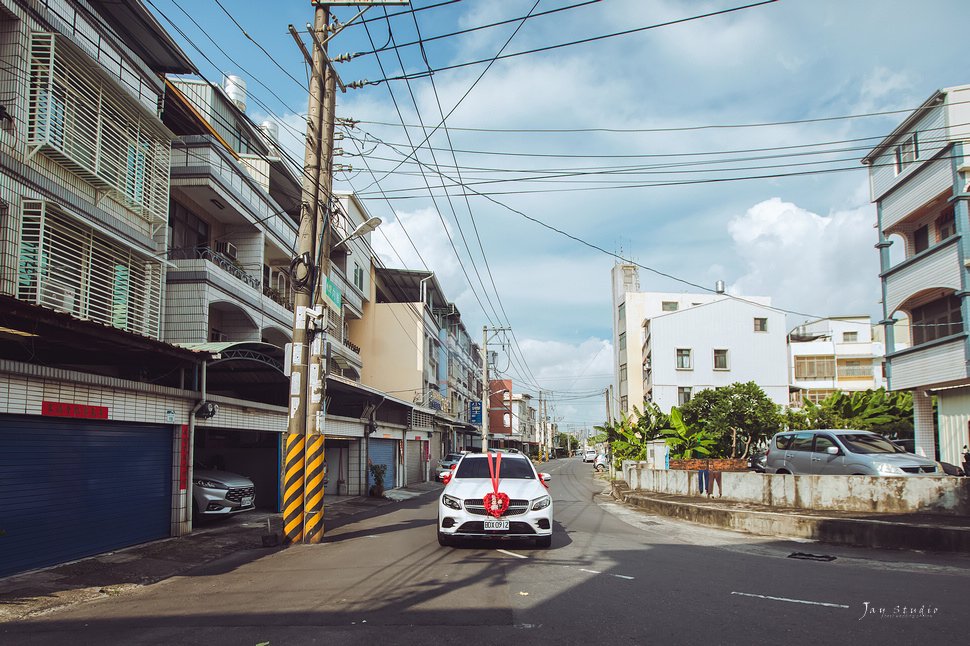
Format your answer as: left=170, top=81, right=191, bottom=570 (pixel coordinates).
left=612, top=263, right=788, bottom=414
left=788, top=316, right=888, bottom=405
left=0, top=0, right=207, bottom=578
left=509, top=392, right=537, bottom=454
left=864, top=84, right=970, bottom=464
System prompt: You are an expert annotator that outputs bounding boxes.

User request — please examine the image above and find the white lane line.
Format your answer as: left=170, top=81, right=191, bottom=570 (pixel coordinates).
left=731, top=591, right=849, bottom=609
left=497, top=549, right=528, bottom=559
left=579, top=568, right=601, bottom=575
left=612, top=574, right=635, bottom=580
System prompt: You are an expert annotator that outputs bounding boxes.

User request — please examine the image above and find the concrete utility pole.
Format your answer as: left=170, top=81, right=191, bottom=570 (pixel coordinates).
left=480, top=325, right=510, bottom=452
left=283, top=1, right=399, bottom=545
left=283, top=2, right=330, bottom=546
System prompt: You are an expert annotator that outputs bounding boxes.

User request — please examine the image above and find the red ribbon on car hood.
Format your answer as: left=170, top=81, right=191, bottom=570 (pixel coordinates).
left=483, top=452, right=510, bottom=518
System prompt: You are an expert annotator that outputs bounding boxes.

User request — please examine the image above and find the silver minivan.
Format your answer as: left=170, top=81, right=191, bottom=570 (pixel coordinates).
left=765, top=430, right=940, bottom=476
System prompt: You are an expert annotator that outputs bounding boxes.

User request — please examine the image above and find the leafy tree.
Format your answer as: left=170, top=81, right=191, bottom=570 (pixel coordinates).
left=591, top=403, right=669, bottom=467
left=661, top=408, right=716, bottom=459
left=680, top=382, right=782, bottom=458
left=804, top=388, right=913, bottom=437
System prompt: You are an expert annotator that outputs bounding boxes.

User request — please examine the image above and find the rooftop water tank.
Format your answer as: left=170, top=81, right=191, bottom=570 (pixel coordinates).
left=224, top=75, right=247, bottom=112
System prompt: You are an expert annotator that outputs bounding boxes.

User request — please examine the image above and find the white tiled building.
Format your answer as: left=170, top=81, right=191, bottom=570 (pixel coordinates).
left=787, top=316, right=888, bottom=405
left=612, top=263, right=788, bottom=414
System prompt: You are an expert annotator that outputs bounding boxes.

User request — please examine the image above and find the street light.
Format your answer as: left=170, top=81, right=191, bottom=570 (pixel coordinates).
left=334, top=216, right=381, bottom=249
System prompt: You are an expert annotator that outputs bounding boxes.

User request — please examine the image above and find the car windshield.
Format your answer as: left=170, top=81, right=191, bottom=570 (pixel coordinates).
left=838, top=434, right=904, bottom=454
left=454, top=457, right=535, bottom=479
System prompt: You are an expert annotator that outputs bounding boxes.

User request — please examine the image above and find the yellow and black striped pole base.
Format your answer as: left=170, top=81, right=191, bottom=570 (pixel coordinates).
left=282, top=434, right=306, bottom=544
left=304, top=434, right=325, bottom=543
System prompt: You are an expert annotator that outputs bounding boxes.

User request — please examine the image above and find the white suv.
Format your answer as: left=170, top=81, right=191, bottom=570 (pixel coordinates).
left=437, top=453, right=553, bottom=548
left=583, top=449, right=597, bottom=462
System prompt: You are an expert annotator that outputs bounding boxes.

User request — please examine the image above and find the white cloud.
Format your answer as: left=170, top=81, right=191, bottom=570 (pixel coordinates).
left=726, top=197, right=881, bottom=323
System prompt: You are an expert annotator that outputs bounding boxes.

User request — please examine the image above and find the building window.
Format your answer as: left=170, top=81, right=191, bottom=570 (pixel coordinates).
left=794, top=355, right=835, bottom=380
left=911, top=294, right=963, bottom=345
left=842, top=331, right=858, bottom=342
left=678, top=387, right=692, bottom=406
left=353, top=262, right=364, bottom=291
left=662, top=301, right=678, bottom=312
left=620, top=395, right=628, bottom=411
left=914, top=224, right=929, bottom=254
left=619, top=363, right=627, bottom=384
left=839, top=359, right=872, bottom=377
left=713, top=349, right=729, bottom=370
left=618, top=302, right=625, bottom=323
left=894, top=132, right=918, bottom=174
left=676, top=348, right=692, bottom=370
left=754, top=317, right=768, bottom=332
left=618, top=332, right=626, bottom=352
left=936, top=206, right=956, bottom=242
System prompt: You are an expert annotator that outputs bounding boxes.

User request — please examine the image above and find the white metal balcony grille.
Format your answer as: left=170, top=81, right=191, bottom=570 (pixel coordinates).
left=17, top=200, right=162, bottom=338
left=27, top=33, right=171, bottom=225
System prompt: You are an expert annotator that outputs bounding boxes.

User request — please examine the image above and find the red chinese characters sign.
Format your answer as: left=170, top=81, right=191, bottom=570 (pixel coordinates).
left=42, top=401, right=109, bottom=419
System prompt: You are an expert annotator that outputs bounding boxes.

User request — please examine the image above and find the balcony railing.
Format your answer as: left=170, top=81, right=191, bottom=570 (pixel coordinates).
left=168, top=246, right=260, bottom=290
left=263, top=285, right=293, bottom=312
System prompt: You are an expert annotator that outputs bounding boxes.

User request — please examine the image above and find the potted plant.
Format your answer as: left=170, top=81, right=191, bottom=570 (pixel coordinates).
left=368, top=463, right=387, bottom=497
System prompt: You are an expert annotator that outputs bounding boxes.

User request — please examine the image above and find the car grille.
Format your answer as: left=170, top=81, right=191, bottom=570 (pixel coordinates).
left=456, top=521, right=536, bottom=535
left=463, top=498, right=530, bottom=517
left=901, top=466, right=937, bottom=474
left=225, top=486, right=255, bottom=502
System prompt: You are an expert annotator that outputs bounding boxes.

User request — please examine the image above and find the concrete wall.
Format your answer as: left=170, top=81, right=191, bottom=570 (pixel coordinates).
left=621, top=462, right=970, bottom=515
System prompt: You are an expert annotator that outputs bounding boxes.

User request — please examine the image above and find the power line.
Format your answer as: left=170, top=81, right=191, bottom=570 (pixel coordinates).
left=370, top=1, right=779, bottom=84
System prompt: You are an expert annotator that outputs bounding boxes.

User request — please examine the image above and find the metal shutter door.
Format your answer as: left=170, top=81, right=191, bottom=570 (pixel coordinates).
left=368, top=438, right=396, bottom=490
left=406, top=440, right=422, bottom=485
left=0, top=415, right=172, bottom=578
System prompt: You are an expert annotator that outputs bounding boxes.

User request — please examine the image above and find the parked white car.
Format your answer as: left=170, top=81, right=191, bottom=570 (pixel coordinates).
left=437, top=453, right=553, bottom=548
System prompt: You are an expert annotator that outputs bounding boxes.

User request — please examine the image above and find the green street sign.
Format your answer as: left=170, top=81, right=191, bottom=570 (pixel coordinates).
left=325, top=277, right=342, bottom=312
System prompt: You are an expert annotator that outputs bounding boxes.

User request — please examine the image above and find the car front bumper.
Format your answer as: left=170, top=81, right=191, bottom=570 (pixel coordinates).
left=438, top=505, right=553, bottom=539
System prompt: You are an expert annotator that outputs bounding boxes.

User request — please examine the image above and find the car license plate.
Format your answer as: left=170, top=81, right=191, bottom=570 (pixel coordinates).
left=484, top=519, right=509, bottom=531
left=241, top=496, right=253, bottom=506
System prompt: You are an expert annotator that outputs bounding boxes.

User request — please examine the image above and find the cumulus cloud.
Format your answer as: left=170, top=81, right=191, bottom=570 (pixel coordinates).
left=726, top=197, right=881, bottom=323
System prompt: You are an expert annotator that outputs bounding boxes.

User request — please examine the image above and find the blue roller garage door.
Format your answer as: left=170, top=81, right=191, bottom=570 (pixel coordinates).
left=0, top=415, right=172, bottom=578
left=368, top=438, right=397, bottom=490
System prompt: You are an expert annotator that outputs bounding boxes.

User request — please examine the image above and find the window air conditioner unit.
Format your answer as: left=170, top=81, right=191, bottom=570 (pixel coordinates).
left=215, top=241, right=237, bottom=260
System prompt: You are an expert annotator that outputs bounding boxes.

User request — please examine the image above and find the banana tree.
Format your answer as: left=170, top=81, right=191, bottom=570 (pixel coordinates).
left=661, top=407, right=717, bottom=459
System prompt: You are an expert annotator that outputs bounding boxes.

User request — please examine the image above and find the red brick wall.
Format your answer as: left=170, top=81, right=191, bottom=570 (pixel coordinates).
left=669, top=458, right=747, bottom=472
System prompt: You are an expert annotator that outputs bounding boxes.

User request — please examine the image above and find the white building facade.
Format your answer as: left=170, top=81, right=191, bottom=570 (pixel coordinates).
left=788, top=316, right=887, bottom=405
left=865, top=84, right=970, bottom=465
left=612, top=263, right=788, bottom=414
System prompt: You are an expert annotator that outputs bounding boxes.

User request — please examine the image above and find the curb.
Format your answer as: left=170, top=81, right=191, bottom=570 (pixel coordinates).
left=611, top=481, right=970, bottom=553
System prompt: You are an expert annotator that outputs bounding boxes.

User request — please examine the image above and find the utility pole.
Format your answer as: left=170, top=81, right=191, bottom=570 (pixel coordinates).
left=283, top=1, right=398, bottom=545
left=283, top=2, right=329, bottom=546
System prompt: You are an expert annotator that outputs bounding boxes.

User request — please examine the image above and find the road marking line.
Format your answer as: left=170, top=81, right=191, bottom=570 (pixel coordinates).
left=497, top=549, right=528, bottom=559
left=579, top=568, right=601, bottom=574
left=612, top=574, right=635, bottom=580
left=731, top=591, right=849, bottom=609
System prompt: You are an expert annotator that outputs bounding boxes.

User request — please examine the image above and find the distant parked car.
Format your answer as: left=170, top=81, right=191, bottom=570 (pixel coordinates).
left=747, top=450, right=767, bottom=473
left=436, top=453, right=465, bottom=482
left=583, top=449, right=597, bottom=463
left=593, top=454, right=609, bottom=472
left=765, top=430, right=940, bottom=476
left=192, top=465, right=256, bottom=517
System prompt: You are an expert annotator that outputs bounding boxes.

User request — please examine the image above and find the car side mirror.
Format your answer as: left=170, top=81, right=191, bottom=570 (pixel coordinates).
left=826, top=446, right=839, bottom=455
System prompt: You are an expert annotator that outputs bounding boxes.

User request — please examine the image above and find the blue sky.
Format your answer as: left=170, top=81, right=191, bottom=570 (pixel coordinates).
left=148, top=0, right=969, bottom=429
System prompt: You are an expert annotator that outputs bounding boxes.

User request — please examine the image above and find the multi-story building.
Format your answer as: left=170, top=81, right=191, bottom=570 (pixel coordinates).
left=788, top=316, right=887, bottom=405
left=0, top=0, right=207, bottom=578
left=864, top=84, right=970, bottom=464
left=612, top=263, right=788, bottom=414
left=509, top=392, right=537, bottom=453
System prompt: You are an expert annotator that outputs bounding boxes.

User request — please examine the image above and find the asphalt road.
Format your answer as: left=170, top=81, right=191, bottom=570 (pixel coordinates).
left=4, top=458, right=969, bottom=645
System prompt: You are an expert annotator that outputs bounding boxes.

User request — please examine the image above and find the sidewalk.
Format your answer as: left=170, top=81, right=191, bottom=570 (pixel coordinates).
left=0, top=482, right=442, bottom=623
left=610, top=479, right=970, bottom=553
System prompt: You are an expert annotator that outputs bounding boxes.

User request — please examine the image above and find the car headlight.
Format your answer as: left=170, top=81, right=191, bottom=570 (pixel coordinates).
left=876, top=462, right=904, bottom=475
left=442, top=494, right=462, bottom=510
left=531, top=495, right=551, bottom=511
left=193, top=479, right=228, bottom=489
